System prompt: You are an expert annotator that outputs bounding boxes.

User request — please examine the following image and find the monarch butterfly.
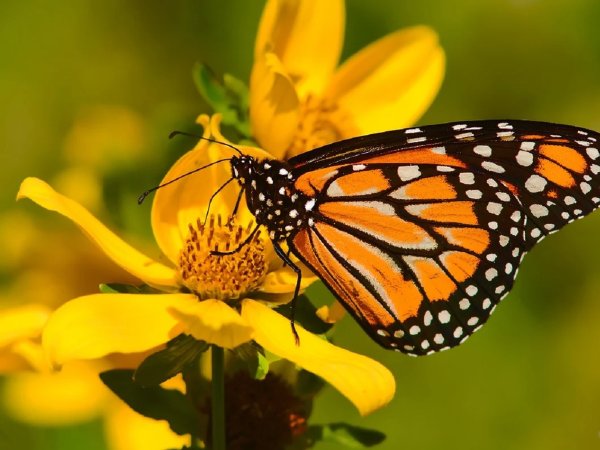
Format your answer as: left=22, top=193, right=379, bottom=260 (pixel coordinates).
left=145, top=120, right=600, bottom=356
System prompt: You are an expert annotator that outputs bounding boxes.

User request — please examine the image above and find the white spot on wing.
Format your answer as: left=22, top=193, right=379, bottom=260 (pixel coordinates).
left=466, top=190, right=483, bottom=199
left=487, top=202, right=503, bottom=215
left=397, top=165, right=422, bottom=181
left=525, top=174, right=547, bottom=193
left=530, top=204, right=549, bottom=217
left=456, top=132, right=475, bottom=140
left=485, top=268, right=498, bottom=281
left=586, top=147, right=599, bottom=160
left=581, top=182, right=592, bottom=194
left=474, top=145, right=492, bottom=157
left=520, top=141, right=535, bottom=151
left=466, top=285, right=478, bottom=296
left=438, top=310, right=451, bottom=323
left=482, top=161, right=505, bottom=173
left=459, top=172, right=475, bottom=185
left=516, top=150, right=534, bottom=166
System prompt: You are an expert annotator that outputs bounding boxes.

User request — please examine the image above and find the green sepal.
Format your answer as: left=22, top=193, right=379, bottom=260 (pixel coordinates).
left=232, top=343, right=270, bottom=380
left=252, top=351, right=270, bottom=380
left=296, top=369, right=325, bottom=398
left=98, top=283, right=159, bottom=294
left=134, top=334, right=209, bottom=386
left=100, top=369, right=201, bottom=437
left=306, top=423, right=386, bottom=448
left=193, top=63, right=251, bottom=138
left=274, top=294, right=334, bottom=335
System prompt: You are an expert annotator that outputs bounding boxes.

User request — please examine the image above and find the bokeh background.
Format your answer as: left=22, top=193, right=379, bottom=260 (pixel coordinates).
left=3, top=1, right=600, bottom=449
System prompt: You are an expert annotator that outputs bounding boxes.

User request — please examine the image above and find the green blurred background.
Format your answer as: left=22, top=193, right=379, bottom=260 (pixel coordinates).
left=3, top=0, right=600, bottom=449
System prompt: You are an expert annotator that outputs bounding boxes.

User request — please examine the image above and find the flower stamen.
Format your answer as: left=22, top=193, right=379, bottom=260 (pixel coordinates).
left=179, top=215, right=268, bottom=300
left=288, top=95, right=359, bottom=156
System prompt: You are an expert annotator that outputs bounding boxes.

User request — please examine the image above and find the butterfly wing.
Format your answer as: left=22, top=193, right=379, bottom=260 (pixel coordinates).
left=287, top=120, right=600, bottom=355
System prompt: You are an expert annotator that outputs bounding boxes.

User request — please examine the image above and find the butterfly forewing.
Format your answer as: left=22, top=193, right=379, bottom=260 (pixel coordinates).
left=284, top=120, right=600, bottom=355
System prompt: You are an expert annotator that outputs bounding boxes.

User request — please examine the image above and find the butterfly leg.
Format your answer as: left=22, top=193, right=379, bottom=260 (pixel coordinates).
left=273, top=242, right=301, bottom=345
left=210, top=223, right=261, bottom=256
left=226, top=187, right=245, bottom=225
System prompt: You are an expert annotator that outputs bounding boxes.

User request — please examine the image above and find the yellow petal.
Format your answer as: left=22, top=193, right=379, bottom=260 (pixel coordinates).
left=316, top=300, right=346, bottom=324
left=42, top=293, right=197, bottom=367
left=242, top=299, right=395, bottom=415
left=259, top=264, right=318, bottom=294
left=255, top=0, right=345, bottom=98
left=152, top=115, right=271, bottom=263
left=0, top=304, right=50, bottom=348
left=250, top=51, right=300, bottom=158
left=0, top=352, right=29, bottom=373
left=17, top=177, right=177, bottom=290
left=2, top=361, right=109, bottom=426
left=168, top=299, right=253, bottom=349
left=326, top=26, right=445, bottom=133
left=106, top=401, right=189, bottom=450
left=11, top=339, right=48, bottom=372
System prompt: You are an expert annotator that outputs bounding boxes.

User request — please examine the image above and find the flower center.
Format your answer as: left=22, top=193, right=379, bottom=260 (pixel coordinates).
left=178, top=215, right=268, bottom=300
left=205, top=371, right=308, bottom=450
left=287, top=95, right=359, bottom=157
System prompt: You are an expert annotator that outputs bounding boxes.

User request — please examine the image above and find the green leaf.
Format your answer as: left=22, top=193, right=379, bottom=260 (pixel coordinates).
left=232, top=344, right=270, bottom=380
left=307, top=423, right=386, bottom=448
left=99, top=283, right=158, bottom=294
left=193, top=63, right=229, bottom=112
left=134, top=334, right=209, bottom=386
left=275, top=294, right=334, bottom=335
left=100, top=369, right=201, bottom=437
left=252, top=351, right=270, bottom=380
left=296, top=369, right=325, bottom=398
left=192, top=63, right=252, bottom=138
left=223, top=73, right=249, bottom=113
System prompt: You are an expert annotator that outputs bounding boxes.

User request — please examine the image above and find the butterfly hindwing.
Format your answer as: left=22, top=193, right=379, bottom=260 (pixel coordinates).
left=290, top=163, right=526, bottom=355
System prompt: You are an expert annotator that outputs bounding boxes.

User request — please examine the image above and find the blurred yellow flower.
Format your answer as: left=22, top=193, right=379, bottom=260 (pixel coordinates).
left=57, top=105, right=147, bottom=212
left=250, top=0, right=445, bottom=159
left=0, top=287, right=186, bottom=450
left=0, top=102, right=190, bottom=448
left=17, top=115, right=395, bottom=416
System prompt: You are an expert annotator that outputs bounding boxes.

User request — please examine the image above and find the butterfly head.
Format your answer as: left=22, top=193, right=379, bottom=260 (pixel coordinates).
left=230, top=155, right=309, bottom=241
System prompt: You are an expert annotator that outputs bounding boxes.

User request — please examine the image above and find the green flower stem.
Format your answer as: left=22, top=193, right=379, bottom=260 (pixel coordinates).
left=211, top=346, right=226, bottom=450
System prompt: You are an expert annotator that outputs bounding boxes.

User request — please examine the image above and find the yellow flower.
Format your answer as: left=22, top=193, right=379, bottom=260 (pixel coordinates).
left=0, top=106, right=189, bottom=450
left=250, top=0, right=445, bottom=159
left=0, top=304, right=187, bottom=450
left=0, top=303, right=109, bottom=423
left=17, top=115, right=395, bottom=416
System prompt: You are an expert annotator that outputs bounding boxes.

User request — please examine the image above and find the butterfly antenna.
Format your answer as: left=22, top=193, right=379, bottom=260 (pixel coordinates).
left=169, top=131, right=243, bottom=155
left=137, top=158, right=231, bottom=204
